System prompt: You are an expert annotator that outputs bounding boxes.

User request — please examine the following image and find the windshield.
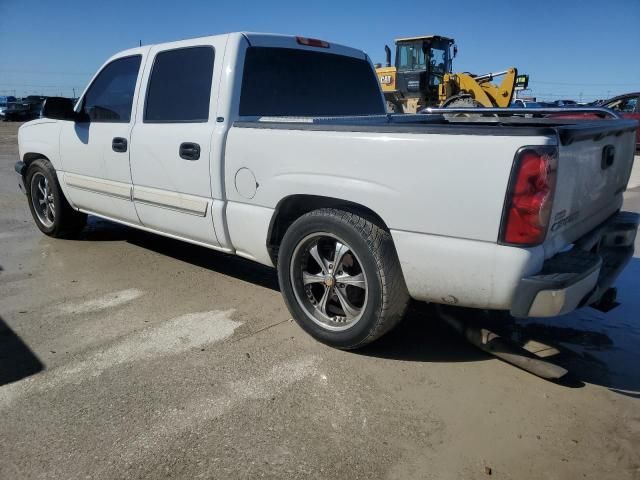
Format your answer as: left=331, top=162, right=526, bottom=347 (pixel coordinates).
left=398, top=43, right=426, bottom=71
left=397, top=40, right=451, bottom=86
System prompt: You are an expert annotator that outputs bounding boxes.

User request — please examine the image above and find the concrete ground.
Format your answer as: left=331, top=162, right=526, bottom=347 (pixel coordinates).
left=1, top=120, right=639, bottom=480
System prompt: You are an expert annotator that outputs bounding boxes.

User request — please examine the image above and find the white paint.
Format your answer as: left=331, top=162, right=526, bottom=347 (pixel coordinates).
left=391, top=230, right=543, bottom=309
left=628, top=156, right=640, bottom=189
left=57, top=288, right=144, bottom=315
left=234, top=167, right=257, bottom=199
left=129, top=355, right=319, bottom=453
left=0, top=309, right=240, bottom=409
left=133, top=185, right=209, bottom=216
left=64, top=173, right=131, bottom=200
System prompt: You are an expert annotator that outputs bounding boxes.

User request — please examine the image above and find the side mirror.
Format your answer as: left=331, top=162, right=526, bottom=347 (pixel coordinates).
left=453, top=45, right=458, bottom=58
left=42, top=97, right=77, bottom=121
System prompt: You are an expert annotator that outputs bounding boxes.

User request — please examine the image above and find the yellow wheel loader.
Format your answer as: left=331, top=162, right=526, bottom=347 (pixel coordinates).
left=375, top=35, right=524, bottom=113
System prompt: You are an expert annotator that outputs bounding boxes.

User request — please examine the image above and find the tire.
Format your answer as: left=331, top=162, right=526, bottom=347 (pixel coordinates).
left=25, top=158, right=87, bottom=238
left=386, top=100, right=403, bottom=114
left=441, top=95, right=483, bottom=108
left=277, top=208, right=409, bottom=349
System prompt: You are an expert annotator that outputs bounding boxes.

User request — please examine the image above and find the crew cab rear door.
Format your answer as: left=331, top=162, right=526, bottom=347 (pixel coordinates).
left=130, top=37, right=226, bottom=246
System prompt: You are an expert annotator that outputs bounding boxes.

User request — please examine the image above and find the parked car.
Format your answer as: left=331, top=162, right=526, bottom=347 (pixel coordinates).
left=550, top=92, right=640, bottom=149
left=553, top=99, right=578, bottom=107
left=4, top=96, right=47, bottom=121
left=0, top=95, right=17, bottom=119
left=14, top=33, right=639, bottom=349
left=510, top=99, right=543, bottom=108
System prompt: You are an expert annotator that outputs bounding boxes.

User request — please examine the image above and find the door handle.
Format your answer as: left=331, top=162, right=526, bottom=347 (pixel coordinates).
left=179, top=142, right=200, bottom=161
left=112, top=137, right=128, bottom=153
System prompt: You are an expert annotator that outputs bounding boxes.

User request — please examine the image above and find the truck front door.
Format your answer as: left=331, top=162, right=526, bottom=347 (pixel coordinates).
left=59, top=54, right=144, bottom=224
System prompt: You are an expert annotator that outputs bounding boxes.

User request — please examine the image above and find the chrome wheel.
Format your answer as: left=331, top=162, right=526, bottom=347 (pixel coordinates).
left=290, top=233, right=368, bottom=331
left=30, top=172, right=55, bottom=228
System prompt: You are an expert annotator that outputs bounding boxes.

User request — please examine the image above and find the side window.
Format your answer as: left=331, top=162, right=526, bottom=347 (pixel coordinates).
left=144, top=46, right=214, bottom=123
left=620, top=97, right=637, bottom=113
left=398, top=46, right=411, bottom=70
left=82, top=55, right=141, bottom=123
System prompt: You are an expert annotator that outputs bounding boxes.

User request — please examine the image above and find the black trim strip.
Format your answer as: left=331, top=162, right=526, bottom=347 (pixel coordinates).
left=234, top=118, right=638, bottom=145
left=233, top=120, right=559, bottom=137
left=557, top=120, right=638, bottom=145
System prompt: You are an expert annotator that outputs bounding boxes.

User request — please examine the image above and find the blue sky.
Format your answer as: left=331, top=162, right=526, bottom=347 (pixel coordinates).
left=1, top=0, right=638, bottom=101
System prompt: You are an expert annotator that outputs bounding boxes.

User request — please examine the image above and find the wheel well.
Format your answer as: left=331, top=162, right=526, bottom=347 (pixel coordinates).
left=266, top=195, right=390, bottom=265
left=22, top=153, right=49, bottom=170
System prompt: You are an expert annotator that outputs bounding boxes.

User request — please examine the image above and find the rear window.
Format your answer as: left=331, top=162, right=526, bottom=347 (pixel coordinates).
left=239, top=47, right=384, bottom=117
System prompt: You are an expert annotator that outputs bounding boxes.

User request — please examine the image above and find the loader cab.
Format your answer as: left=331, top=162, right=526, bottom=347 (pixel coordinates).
left=394, top=36, right=455, bottom=100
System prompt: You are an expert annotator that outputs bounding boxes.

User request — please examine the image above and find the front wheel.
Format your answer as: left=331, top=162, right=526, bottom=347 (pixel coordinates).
left=25, top=159, right=86, bottom=238
left=277, top=208, right=409, bottom=349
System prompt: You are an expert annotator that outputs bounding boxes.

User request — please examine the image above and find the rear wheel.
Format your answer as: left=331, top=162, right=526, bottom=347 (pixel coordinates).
left=26, top=159, right=86, bottom=238
left=277, top=208, right=409, bottom=349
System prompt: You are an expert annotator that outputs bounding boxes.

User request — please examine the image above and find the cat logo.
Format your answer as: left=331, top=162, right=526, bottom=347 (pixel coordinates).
left=379, top=75, right=393, bottom=85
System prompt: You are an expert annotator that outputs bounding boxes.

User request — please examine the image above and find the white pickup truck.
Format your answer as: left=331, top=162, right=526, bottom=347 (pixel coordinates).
left=15, top=33, right=639, bottom=349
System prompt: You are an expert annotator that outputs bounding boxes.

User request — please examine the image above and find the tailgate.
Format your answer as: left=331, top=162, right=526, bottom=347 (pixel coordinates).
left=544, top=122, right=636, bottom=255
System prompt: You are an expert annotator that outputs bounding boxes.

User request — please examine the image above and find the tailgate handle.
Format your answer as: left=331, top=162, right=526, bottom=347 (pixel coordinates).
left=601, top=145, right=615, bottom=170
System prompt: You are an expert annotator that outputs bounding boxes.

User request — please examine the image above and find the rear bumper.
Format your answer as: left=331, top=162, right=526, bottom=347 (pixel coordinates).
left=511, top=211, right=639, bottom=317
left=15, top=160, right=26, bottom=194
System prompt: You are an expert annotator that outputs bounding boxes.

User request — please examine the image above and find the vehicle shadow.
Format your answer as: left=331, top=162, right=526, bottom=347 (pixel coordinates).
left=359, top=301, right=488, bottom=364
left=124, top=224, right=280, bottom=291
left=504, top=257, right=640, bottom=396
left=77, top=216, right=139, bottom=242
left=76, top=218, right=640, bottom=393
left=0, top=316, right=44, bottom=386
left=367, top=258, right=640, bottom=395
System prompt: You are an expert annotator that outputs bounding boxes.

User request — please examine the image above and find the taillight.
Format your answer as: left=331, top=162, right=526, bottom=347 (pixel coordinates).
left=500, top=147, right=558, bottom=246
left=296, top=36, right=330, bottom=48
